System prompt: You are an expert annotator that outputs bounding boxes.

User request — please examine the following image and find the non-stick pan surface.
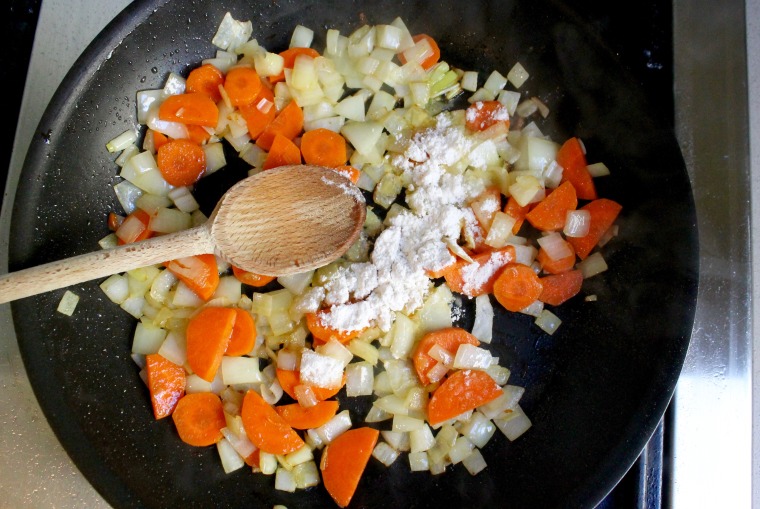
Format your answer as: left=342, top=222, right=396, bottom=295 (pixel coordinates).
left=10, top=1, right=698, bottom=508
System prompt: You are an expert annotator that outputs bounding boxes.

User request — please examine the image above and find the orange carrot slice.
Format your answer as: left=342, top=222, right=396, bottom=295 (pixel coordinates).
left=156, top=138, right=206, bottom=187
left=269, top=47, right=320, bottom=84
left=276, top=368, right=346, bottom=401
left=539, top=269, right=584, bottom=306
left=524, top=181, right=578, bottom=231
left=566, top=198, right=623, bottom=259
left=239, top=85, right=276, bottom=140
left=412, top=327, right=480, bottom=386
left=274, top=400, right=340, bottom=429
left=225, top=308, right=257, bottom=356
left=185, top=306, right=236, bottom=382
left=165, top=254, right=220, bottom=301
left=537, top=240, right=577, bottom=275
left=231, top=265, right=276, bottom=287
left=171, top=392, right=226, bottom=446
left=224, top=66, right=264, bottom=107
left=262, top=133, right=302, bottom=170
left=492, top=263, right=544, bottom=312
left=440, top=246, right=516, bottom=297
left=256, top=100, right=304, bottom=151
left=241, top=389, right=305, bottom=455
left=300, top=128, right=348, bottom=167
left=320, top=427, right=379, bottom=508
left=504, top=196, right=531, bottom=234
left=305, top=311, right=366, bottom=344
left=557, top=137, right=597, bottom=200
left=158, top=92, right=219, bottom=127
left=145, top=353, right=186, bottom=420
left=465, top=100, right=511, bottom=132
left=186, top=63, right=225, bottom=102
left=115, top=209, right=153, bottom=245
left=332, top=165, right=361, bottom=184
left=427, top=369, right=503, bottom=426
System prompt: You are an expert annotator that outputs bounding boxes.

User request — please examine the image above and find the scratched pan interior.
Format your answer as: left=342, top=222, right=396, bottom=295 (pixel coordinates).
left=10, top=0, right=698, bottom=508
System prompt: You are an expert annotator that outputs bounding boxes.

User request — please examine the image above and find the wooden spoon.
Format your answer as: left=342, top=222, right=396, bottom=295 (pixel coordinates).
left=0, top=165, right=366, bottom=304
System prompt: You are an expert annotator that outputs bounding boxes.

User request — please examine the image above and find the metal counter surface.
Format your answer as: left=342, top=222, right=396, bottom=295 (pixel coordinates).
left=0, top=1, right=754, bottom=508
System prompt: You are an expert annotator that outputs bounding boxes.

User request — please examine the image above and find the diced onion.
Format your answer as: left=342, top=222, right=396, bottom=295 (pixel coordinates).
left=564, top=210, right=591, bottom=238
left=577, top=252, right=608, bottom=278
left=494, top=405, right=533, bottom=441
left=56, top=290, right=79, bottom=316
left=372, top=442, right=400, bottom=466
left=217, top=437, right=245, bottom=474
left=534, top=309, right=561, bottom=335
left=537, top=232, right=573, bottom=260
left=315, top=410, right=352, bottom=443
left=346, top=361, right=374, bottom=397
left=462, top=448, right=487, bottom=475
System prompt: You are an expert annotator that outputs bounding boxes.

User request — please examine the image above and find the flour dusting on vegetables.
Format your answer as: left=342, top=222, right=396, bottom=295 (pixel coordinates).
left=100, top=12, right=621, bottom=508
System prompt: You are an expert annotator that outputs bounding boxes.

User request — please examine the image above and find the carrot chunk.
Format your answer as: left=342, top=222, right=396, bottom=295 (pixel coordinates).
left=276, top=368, right=346, bottom=402
left=269, top=47, right=320, bottom=84
left=320, top=427, right=379, bottom=508
left=539, top=269, right=584, bottom=306
left=256, top=100, right=304, bottom=151
left=566, top=198, right=623, bottom=259
left=557, top=137, right=597, bottom=200
left=398, top=34, right=441, bottom=70
left=492, top=263, right=544, bottom=312
left=225, top=308, right=257, bottom=356
left=332, top=165, right=361, bottom=184
left=145, top=353, right=186, bottom=420
left=504, top=196, right=531, bottom=234
left=537, top=240, right=577, bottom=275
left=231, top=265, right=276, bottom=287
left=300, top=128, right=348, bottom=167
left=186, top=63, right=225, bottom=102
left=185, top=306, right=236, bottom=382
left=115, top=209, right=153, bottom=245
left=171, top=392, right=226, bottom=446
left=524, top=181, right=578, bottom=232
left=158, top=92, right=219, bottom=127
left=427, top=369, right=503, bottom=426
left=441, top=246, right=516, bottom=297
left=262, top=133, right=302, bottom=170
left=241, top=389, right=305, bottom=455
left=465, top=100, right=511, bottom=132
left=274, top=400, right=339, bottom=429
left=305, top=311, right=366, bottom=344
left=165, top=254, right=220, bottom=301
left=239, top=85, right=276, bottom=140
left=224, top=66, right=264, bottom=107
left=412, top=327, right=480, bottom=386
left=156, top=138, right=206, bottom=187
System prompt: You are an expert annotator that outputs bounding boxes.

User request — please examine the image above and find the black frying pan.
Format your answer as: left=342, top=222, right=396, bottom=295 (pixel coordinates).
left=10, top=1, right=698, bottom=508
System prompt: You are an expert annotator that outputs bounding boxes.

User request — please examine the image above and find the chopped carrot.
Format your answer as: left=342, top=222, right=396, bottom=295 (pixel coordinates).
left=470, top=187, right=502, bottom=229
left=441, top=246, right=516, bottom=297
left=320, top=427, right=379, bottom=508
left=231, top=265, right=276, bottom=287
left=427, top=369, right=503, bottom=426
left=274, top=400, right=339, bottom=429
left=186, top=306, right=236, bottom=382
left=539, top=269, right=584, bottom=306
left=244, top=449, right=260, bottom=468
left=276, top=368, right=345, bottom=401
left=398, top=34, right=441, bottom=70
left=171, top=392, right=226, bottom=446
left=165, top=254, right=220, bottom=301
left=107, top=211, right=123, bottom=231
left=557, top=137, right=597, bottom=200
left=225, top=308, right=256, bottom=356
left=412, top=327, right=480, bottom=386
left=332, top=165, right=361, bottom=184
left=150, top=129, right=169, bottom=151
left=306, top=311, right=366, bottom=344
left=566, top=198, right=623, bottom=259
left=256, top=100, right=304, bottom=151
left=239, top=85, right=276, bottom=140
left=224, top=66, right=264, bottom=107
left=537, top=240, right=577, bottom=274
left=300, top=128, right=348, bottom=167
left=158, top=92, right=219, bottom=127
left=492, top=263, right=544, bottom=312
left=269, top=47, right=320, bottom=84
left=115, top=209, right=153, bottom=245
left=145, top=353, right=186, bottom=420
left=465, top=100, right=511, bottom=132
left=425, top=255, right=456, bottom=279
left=186, top=63, right=225, bottom=102
left=262, top=133, right=302, bottom=170
left=156, top=138, right=206, bottom=187
left=504, top=196, right=531, bottom=234
left=241, top=389, right=305, bottom=455
left=186, top=124, right=212, bottom=145
left=524, top=181, right=578, bottom=231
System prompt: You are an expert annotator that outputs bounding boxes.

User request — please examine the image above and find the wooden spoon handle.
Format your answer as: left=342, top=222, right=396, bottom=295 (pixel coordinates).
left=0, top=225, right=215, bottom=304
